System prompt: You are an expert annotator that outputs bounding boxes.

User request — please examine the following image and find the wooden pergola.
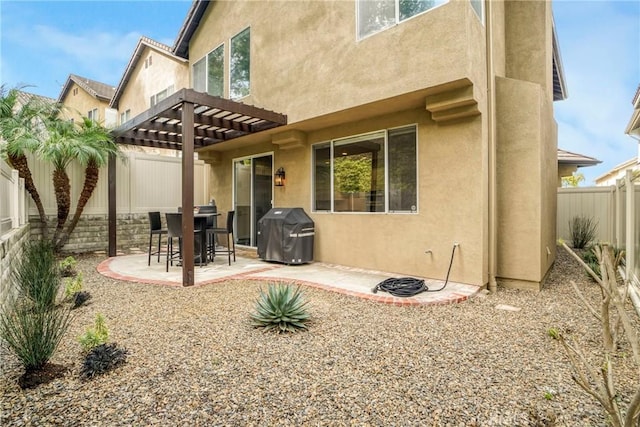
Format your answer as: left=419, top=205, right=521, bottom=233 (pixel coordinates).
left=109, top=88, right=287, bottom=286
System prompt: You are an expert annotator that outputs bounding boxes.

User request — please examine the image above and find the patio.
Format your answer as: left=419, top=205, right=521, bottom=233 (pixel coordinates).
left=97, top=248, right=480, bottom=306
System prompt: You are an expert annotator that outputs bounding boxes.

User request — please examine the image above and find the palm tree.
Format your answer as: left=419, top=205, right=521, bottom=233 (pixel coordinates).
left=55, top=118, right=123, bottom=250
left=0, top=86, right=58, bottom=238
left=39, top=116, right=123, bottom=250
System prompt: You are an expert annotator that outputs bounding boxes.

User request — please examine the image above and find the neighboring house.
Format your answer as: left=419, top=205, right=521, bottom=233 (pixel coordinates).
left=557, top=148, right=601, bottom=186
left=110, top=36, right=189, bottom=125
left=597, top=84, right=640, bottom=186
left=57, top=74, right=117, bottom=127
left=116, top=0, right=567, bottom=291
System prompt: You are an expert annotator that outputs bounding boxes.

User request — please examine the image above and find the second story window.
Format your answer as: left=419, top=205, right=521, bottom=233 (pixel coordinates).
left=193, top=44, right=224, bottom=97
left=230, top=27, right=250, bottom=100
left=87, top=108, right=98, bottom=122
left=357, top=0, right=447, bottom=40
left=120, top=109, right=131, bottom=125
left=150, top=85, right=175, bottom=107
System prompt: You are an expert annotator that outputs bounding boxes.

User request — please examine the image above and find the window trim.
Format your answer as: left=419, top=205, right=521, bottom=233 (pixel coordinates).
left=311, top=124, right=419, bottom=214
left=356, top=0, right=449, bottom=41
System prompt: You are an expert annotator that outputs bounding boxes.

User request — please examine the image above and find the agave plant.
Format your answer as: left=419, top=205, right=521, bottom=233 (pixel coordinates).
left=251, top=283, right=310, bottom=333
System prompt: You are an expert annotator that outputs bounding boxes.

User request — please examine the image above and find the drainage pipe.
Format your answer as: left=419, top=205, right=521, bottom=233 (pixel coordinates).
left=485, top=0, right=498, bottom=293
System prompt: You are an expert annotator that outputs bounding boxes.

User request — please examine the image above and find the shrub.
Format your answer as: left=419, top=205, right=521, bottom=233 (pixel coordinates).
left=0, top=301, right=71, bottom=371
left=582, top=245, right=625, bottom=281
left=71, top=291, right=91, bottom=310
left=79, top=313, right=109, bottom=352
left=80, top=343, right=127, bottom=379
left=64, top=272, right=83, bottom=300
left=568, top=215, right=598, bottom=249
left=250, top=283, right=310, bottom=333
left=59, top=256, right=77, bottom=278
left=13, top=240, right=61, bottom=309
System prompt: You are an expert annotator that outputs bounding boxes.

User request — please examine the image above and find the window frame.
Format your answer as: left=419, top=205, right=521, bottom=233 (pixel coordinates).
left=311, top=124, right=419, bottom=214
left=192, top=43, right=225, bottom=96
left=87, top=108, right=98, bottom=122
left=356, top=0, right=449, bottom=41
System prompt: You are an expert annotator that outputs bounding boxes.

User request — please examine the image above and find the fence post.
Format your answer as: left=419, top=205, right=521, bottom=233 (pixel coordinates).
left=10, top=170, right=19, bottom=229
left=625, top=170, right=635, bottom=282
left=18, top=177, right=26, bottom=225
left=615, top=178, right=624, bottom=247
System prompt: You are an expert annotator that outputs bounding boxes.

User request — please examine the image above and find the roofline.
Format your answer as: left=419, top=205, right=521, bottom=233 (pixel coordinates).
left=57, top=74, right=112, bottom=103
left=594, top=157, right=640, bottom=182
left=557, top=149, right=601, bottom=167
left=625, top=84, right=640, bottom=137
left=172, top=0, right=211, bottom=59
left=552, top=16, right=568, bottom=102
left=110, top=36, right=188, bottom=109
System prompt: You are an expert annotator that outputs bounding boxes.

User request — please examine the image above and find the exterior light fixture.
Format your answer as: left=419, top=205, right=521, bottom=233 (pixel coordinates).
left=274, top=167, right=286, bottom=186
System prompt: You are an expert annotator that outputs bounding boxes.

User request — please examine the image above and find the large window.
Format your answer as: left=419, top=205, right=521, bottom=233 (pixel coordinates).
left=193, top=44, right=224, bottom=97
left=357, top=0, right=447, bottom=39
left=230, top=28, right=250, bottom=99
left=150, top=85, right=174, bottom=107
left=313, top=126, right=417, bottom=213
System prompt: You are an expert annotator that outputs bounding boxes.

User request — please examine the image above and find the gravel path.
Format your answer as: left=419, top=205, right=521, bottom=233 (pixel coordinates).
left=1, top=248, right=638, bottom=426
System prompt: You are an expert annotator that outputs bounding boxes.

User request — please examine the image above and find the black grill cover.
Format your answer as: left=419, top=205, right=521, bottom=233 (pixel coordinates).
left=257, top=208, right=314, bottom=264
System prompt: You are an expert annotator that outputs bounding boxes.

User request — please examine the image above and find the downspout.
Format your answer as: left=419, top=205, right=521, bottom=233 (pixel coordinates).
left=486, top=0, right=498, bottom=293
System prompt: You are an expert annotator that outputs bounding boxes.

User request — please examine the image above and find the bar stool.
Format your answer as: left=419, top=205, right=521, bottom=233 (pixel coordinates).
left=147, top=211, right=167, bottom=266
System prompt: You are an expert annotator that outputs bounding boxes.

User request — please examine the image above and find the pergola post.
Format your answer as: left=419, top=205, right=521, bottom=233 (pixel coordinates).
left=181, top=101, right=195, bottom=286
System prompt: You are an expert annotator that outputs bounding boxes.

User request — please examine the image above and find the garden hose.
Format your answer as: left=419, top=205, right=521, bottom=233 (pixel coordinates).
left=372, top=243, right=458, bottom=297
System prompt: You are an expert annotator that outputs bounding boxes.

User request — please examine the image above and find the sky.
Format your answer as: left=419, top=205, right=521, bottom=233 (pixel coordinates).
left=1, top=0, right=638, bottom=185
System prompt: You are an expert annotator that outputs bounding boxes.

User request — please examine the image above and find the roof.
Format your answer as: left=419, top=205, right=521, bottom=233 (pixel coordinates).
left=173, top=0, right=210, bottom=59
left=624, top=84, right=640, bottom=137
left=595, top=157, right=640, bottom=183
left=113, top=88, right=287, bottom=150
left=110, top=36, right=188, bottom=109
left=552, top=19, right=568, bottom=101
left=16, top=90, right=56, bottom=106
left=57, top=74, right=116, bottom=103
left=557, top=149, right=601, bottom=167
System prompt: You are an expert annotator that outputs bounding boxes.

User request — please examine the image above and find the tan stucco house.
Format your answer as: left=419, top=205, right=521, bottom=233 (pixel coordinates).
left=57, top=74, right=117, bottom=127
left=110, top=36, right=189, bottom=125
left=557, top=148, right=600, bottom=186
left=115, top=0, right=567, bottom=291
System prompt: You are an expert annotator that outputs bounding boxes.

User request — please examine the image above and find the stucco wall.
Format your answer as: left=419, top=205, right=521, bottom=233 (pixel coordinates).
left=117, top=47, right=189, bottom=119
left=190, top=0, right=480, bottom=124
left=209, top=107, right=487, bottom=286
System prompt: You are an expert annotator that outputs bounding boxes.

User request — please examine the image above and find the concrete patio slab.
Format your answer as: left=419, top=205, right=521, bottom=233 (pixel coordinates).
left=97, top=253, right=481, bottom=306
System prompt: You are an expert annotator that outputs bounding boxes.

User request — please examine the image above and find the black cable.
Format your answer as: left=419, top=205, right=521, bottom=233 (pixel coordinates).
left=372, top=244, right=458, bottom=297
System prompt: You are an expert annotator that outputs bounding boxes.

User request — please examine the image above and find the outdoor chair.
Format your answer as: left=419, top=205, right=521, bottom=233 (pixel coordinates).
left=165, top=212, right=203, bottom=272
left=147, top=211, right=167, bottom=266
left=207, top=210, right=236, bottom=265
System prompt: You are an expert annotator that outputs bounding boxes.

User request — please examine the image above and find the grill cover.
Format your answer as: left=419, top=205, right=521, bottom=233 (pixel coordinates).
left=257, top=208, right=314, bottom=264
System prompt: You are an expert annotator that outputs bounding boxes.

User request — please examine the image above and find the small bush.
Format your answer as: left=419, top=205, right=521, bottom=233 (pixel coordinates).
left=71, top=291, right=91, bottom=310
left=59, top=256, right=77, bottom=278
left=0, top=301, right=71, bottom=371
left=64, top=272, right=83, bottom=300
left=582, top=244, right=625, bottom=281
left=80, top=343, right=127, bottom=379
left=79, top=313, right=109, bottom=352
left=568, top=216, right=598, bottom=249
left=250, top=283, right=310, bottom=333
left=13, top=240, right=61, bottom=309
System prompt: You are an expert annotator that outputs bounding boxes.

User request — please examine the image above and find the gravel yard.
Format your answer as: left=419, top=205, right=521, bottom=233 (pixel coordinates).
left=1, top=248, right=638, bottom=426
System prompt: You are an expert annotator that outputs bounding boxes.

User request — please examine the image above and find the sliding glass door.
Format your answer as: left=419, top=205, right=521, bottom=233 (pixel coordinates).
left=233, top=154, right=273, bottom=246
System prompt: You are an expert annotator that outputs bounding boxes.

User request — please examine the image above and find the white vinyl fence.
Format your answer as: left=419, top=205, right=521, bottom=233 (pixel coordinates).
left=0, top=161, right=26, bottom=237
left=26, top=150, right=210, bottom=216
left=558, top=174, right=640, bottom=312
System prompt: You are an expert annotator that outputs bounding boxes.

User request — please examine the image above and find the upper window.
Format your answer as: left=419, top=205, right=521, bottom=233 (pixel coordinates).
left=120, top=109, right=131, bottom=125
left=357, top=0, right=447, bottom=39
left=193, top=44, right=224, bottom=97
left=470, top=0, right=482, bottom=21
left=87, top=108, right=98, bottom=122
left=230, top=27, right=250, bottom=99
left=150, top=85, right=174, bottom=107
left=313, top=125, right=418, bottom=213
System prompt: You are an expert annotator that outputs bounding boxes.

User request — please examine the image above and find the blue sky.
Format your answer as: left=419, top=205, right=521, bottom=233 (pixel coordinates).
left=1, top=0, right=638, bottom=185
